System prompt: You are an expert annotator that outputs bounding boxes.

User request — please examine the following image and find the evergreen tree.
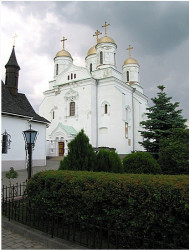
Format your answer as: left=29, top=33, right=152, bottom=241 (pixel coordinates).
left=59, top=129, right=96, bottom=171
left=140, top=85, right=187, bottom=158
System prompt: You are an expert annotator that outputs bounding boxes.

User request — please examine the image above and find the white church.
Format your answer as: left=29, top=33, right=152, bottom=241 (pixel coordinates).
left=39, top=22, right=148, bottom=157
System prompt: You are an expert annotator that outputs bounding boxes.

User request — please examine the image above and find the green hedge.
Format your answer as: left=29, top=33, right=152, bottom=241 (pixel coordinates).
left=26, top=170, right=189, bottom=248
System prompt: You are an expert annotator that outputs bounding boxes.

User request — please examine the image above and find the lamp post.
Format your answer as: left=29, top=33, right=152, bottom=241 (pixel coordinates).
left=23, top=125, right=38, bottom=179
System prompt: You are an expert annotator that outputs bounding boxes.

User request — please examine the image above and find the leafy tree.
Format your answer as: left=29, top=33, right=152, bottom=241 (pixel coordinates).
left=59, top=129, right=96, bottom=171
left=123, top=151, right=161, bottom=174
left=140, top=85, right=187, bottom=158
left=158, top=128, right=189, bottom=174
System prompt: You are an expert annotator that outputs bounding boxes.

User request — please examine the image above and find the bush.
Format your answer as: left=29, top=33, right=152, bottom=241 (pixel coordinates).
left=95, top=149, right=123, bottom=173
left=58, top=129, right=96, bottom=171
left=159, top=128, right=189, bottom=174
left=27, top=170, right=189, bottom=248
left=123, top=151, right=161, bottom=174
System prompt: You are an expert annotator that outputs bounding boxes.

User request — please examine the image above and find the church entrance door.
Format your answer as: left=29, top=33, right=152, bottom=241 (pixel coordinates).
left=58, top=142, right=64, bottom=156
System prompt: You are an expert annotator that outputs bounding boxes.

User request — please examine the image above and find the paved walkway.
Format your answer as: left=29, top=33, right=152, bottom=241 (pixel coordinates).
left=2, top=227, right=47, bottom=249
left=1, top=157, right=62, bottom=186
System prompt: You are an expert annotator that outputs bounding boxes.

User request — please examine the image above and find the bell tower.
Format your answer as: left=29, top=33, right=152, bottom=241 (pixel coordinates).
left=5, top=45, right=20, bottom=96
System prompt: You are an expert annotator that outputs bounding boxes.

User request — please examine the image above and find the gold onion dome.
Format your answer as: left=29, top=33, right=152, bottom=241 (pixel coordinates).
left=55, top=49, right=72, bottom=59
left=86, top=46, right=97, bottom=58
left=123, top=57, right=139, bottom=65
left=97, top=36, right=116, bottom=45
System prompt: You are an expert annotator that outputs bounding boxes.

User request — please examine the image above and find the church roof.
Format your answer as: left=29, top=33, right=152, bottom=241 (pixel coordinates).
left=123, top=57, right=139, bottom=65
left=5, top=46, right=20, bottom=69
left=55, top=49, right=73, bottom=59
left=1, top=81, right=49, bottom=124
left=97, top=36, right=116, bottom=45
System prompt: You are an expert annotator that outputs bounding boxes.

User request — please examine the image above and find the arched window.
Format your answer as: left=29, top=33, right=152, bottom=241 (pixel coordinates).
left=90, top=63, right=92, bottom=73
left=71, top=73, right=73, bottom=80
left=74, top=73, right=76, bottom=79
left=100, top=51, right=103, bottom=64
left=70, top=102, right=75, bottom=116
left=56, top=64, right=58, bottom=75
left=105, top=104, right=108, bottom=114
left=127, top=71, right=129, bottom=82
left=68, top=75, right=70, bottom=80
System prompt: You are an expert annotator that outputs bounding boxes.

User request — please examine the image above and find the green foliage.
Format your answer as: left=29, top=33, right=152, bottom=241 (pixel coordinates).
left=5, top=167, right=18, bottom=179
left=123, top=151, right=161, bottom=174
left=95, top=149, right=123, bottom=173
left=58, top=129, right=96, bottom=171
left=159, top=128, right=189, bottom=174
left=140, top=85, right=187, bottom=159
left=27, top=170, right=189, bottom=248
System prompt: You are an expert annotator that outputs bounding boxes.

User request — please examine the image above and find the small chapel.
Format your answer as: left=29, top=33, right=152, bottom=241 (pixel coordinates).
left=39, top=22, right=148, bottom=157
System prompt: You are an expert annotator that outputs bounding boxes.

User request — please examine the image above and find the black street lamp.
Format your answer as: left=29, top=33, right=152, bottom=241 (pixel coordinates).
left=23, top=124, right=38, bottom=179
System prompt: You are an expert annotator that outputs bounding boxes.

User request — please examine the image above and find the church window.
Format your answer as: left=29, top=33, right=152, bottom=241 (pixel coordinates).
left=105, top=104, right=108, bottom=114
left=71, top=73, right=73, bottom=80
left=100, top=51, right=103, bottom=64
left=56, top=64, right=58, bottom=75
left=90, top=63, right=92, bottom=73
left=74, top=73, right=76, bottom=79
left=127, top=71, right=129, bottom=82
left=68, top=75, right=70, bottom=80
left=52, top=111, right=55, bottom=119
left=125, top=122, right=128, bottom=139
left=70, top=101, right=75, bottom=116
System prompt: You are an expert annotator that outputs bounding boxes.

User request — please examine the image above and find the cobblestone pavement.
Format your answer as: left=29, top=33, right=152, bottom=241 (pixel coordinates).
left=2, top=227, right=47, bottom=249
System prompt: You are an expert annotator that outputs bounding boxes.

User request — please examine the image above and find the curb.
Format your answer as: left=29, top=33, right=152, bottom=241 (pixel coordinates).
left=2, top=217, right=87, bottom=249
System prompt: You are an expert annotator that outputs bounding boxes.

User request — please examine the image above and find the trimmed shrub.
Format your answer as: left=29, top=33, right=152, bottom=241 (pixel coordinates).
left=95, top=149, right=123, bottom=173
left=123, top=151, right=161, bottom=174
left=58, top=129, right=96, bottom=171
left=27, top=170, right=189, bottom=248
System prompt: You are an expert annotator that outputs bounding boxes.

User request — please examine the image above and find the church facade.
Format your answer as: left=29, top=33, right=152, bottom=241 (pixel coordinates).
left=39, top=22, right=148, bottom=157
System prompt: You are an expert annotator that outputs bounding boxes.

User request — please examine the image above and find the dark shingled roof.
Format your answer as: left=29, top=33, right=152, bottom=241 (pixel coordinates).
left=1, top=81, right=49, bottom=124
left=5, top=46, right=20, bottom=69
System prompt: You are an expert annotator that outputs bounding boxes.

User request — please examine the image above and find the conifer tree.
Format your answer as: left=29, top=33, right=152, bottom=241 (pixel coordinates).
left=59, top=129, right=96, bottom=171
left=140, top=85, right=187, bottom=158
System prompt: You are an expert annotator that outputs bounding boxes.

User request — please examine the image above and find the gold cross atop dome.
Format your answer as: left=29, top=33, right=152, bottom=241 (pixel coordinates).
left=126, top=45, right=133, bottom=57
left=61, top=36, right=67, bottom=49
left=93, top=30, right=102, bottom=42
left=12, top=33, right=18, bottom=47
left=102, top=21, right=110, bottom=36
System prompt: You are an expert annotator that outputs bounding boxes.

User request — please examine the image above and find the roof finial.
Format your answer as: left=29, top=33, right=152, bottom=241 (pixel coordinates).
left=12, top=33, right=18, bottom=47
left=61, top=36, right=67, bottom=50
left=102, top=21, right=110, bottom=36
left=93, top=30, right=102, bottom=43
left=126, top=45, right=133, bottom=57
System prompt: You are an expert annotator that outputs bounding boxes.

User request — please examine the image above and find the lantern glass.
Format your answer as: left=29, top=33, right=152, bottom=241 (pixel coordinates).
left=23, top=127, right=38, bottom=144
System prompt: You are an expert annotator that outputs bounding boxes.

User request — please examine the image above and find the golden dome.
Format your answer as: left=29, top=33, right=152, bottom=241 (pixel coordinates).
left=86, top=46, right=97, bottom=58
left=97, top=36, right=116, bottom=45
left=55, top=49, right=72, bottom=59
left=123, top=57, right=139, bottom=65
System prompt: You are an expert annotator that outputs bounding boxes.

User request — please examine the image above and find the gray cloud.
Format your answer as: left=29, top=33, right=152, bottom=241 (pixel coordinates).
left=2, top=1, right=189, bottom=119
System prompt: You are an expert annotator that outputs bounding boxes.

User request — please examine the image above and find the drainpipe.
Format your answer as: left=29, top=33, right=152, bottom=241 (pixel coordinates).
left=96, top=80, right=99, bottom=148
left=132, top=88, right=136, bottom=152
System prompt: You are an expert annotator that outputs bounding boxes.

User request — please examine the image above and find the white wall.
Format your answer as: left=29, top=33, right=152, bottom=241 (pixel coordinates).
left=1, top=115, right=47, bottom=171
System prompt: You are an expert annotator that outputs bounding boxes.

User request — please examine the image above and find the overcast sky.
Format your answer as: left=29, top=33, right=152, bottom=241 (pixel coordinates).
left=1, top=1, right=189, bottom=120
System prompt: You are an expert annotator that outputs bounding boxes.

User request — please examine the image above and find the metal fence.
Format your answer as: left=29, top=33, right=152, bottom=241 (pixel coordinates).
left=1, top=180, right=28, bottom=202
left=2, top=197, right=184, bottom=249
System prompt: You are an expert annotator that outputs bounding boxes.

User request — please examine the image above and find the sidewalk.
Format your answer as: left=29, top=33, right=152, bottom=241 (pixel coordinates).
left=2, top=217, right=86, bottom=249
left=1, top=157, right=62, bottom=186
